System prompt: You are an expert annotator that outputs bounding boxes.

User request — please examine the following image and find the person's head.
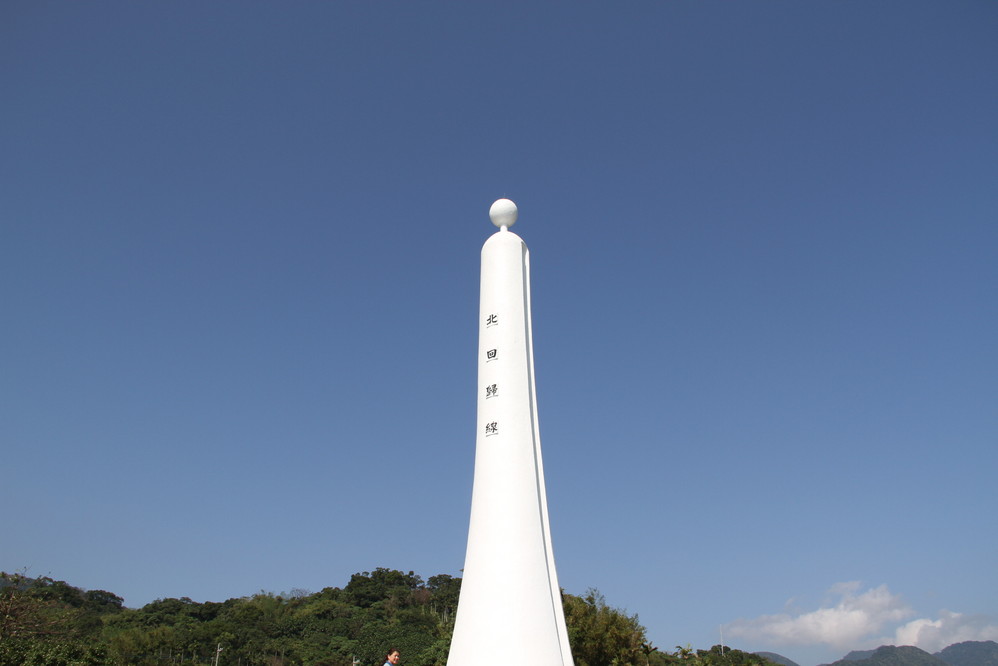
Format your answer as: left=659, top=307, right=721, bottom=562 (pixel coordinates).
left=386, top=650, right=400, bottom=665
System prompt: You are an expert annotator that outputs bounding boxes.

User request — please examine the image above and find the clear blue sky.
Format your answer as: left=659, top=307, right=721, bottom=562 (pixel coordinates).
left=2, top=3, right=995, bottom=665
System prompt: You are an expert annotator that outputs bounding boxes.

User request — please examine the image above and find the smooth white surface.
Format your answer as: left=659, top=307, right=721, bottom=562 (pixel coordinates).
left=448, top=223, right=573, bottom=666
left=489, top=197, right=519, bottom=229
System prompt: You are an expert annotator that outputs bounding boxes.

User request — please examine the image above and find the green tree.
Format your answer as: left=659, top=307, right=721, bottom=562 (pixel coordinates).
left=354, top=621, right=436, bottom=666
left=658, top=645, right=781, bottom=665
left=426, top=575, right=460, bottom=626
left=0, top=572, right=67, bottom=641
left=4, top=568, right=787, bottom=666
left=345, top=569, right=424, bottom=610
left=0, top=572, right=113, bottom=666
left=563, top=589, right=646, bottom=666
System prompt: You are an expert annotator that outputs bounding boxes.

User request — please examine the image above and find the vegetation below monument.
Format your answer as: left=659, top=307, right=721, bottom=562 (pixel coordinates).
left=1, top=569, right=782, bottom=666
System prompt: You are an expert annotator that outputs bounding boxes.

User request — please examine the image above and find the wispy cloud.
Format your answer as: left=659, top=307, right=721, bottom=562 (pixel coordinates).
left=725, top=582, right=998, bottom=654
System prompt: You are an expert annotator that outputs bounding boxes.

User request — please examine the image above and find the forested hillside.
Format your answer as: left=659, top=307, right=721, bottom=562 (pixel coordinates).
left=1, top=570, right=779, bottom=666
left=825, top=645, right=946, bottom=665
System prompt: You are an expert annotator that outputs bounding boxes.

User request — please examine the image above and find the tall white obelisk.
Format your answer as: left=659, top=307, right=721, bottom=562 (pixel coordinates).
left=448, top=199, right=573, bottom=666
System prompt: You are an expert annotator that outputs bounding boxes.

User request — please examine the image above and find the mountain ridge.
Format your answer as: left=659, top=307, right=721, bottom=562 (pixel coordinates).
left=811, top=640, right=998, bottom=666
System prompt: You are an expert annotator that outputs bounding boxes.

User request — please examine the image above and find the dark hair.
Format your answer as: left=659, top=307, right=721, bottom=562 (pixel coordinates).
left=386, top=650, right=400, bottom=658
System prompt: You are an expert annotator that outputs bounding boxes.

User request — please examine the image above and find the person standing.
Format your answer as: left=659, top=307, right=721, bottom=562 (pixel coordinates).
left=383, top=649, right=400, bottom=666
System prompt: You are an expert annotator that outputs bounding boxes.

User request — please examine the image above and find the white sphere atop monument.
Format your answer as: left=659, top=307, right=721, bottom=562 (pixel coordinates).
left=489, top=198, right=518, bottom=229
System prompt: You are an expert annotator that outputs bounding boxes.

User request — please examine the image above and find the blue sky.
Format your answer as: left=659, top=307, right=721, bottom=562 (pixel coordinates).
left=2, top=3, right=996, bottom=665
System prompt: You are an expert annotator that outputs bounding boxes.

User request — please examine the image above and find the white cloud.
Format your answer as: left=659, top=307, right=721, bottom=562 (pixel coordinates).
left=726, top=583, right=998, bottom=655
left=892, top=610, right=998, bottom=653
left=726, top=582, right=914, bottom=650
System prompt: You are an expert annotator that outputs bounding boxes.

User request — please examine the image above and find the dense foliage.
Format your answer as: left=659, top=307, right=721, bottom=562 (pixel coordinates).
left=0, top=570, right=779, bottom=666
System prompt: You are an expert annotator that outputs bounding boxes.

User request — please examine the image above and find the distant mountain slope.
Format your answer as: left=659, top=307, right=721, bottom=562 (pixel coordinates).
left=935, top=640, right=998, bottom=666
left=837, top=649, right=877, bottom=661
left=754, top=651, right=800, bottom=666
left=827, top=645, right=947, bottom=665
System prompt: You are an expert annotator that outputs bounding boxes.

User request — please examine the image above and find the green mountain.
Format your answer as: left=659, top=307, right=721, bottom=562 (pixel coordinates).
left=836, top=649, right=876, bottom=662
left=828, top=645, right=946, bottom=666
left=754, top=651, right=800, bottom=666
left=935, top=640, right=998, bottom=666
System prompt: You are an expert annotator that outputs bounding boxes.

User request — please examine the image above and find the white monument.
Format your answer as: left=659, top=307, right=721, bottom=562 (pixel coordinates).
left=447, top=199, right=574, bottom=666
